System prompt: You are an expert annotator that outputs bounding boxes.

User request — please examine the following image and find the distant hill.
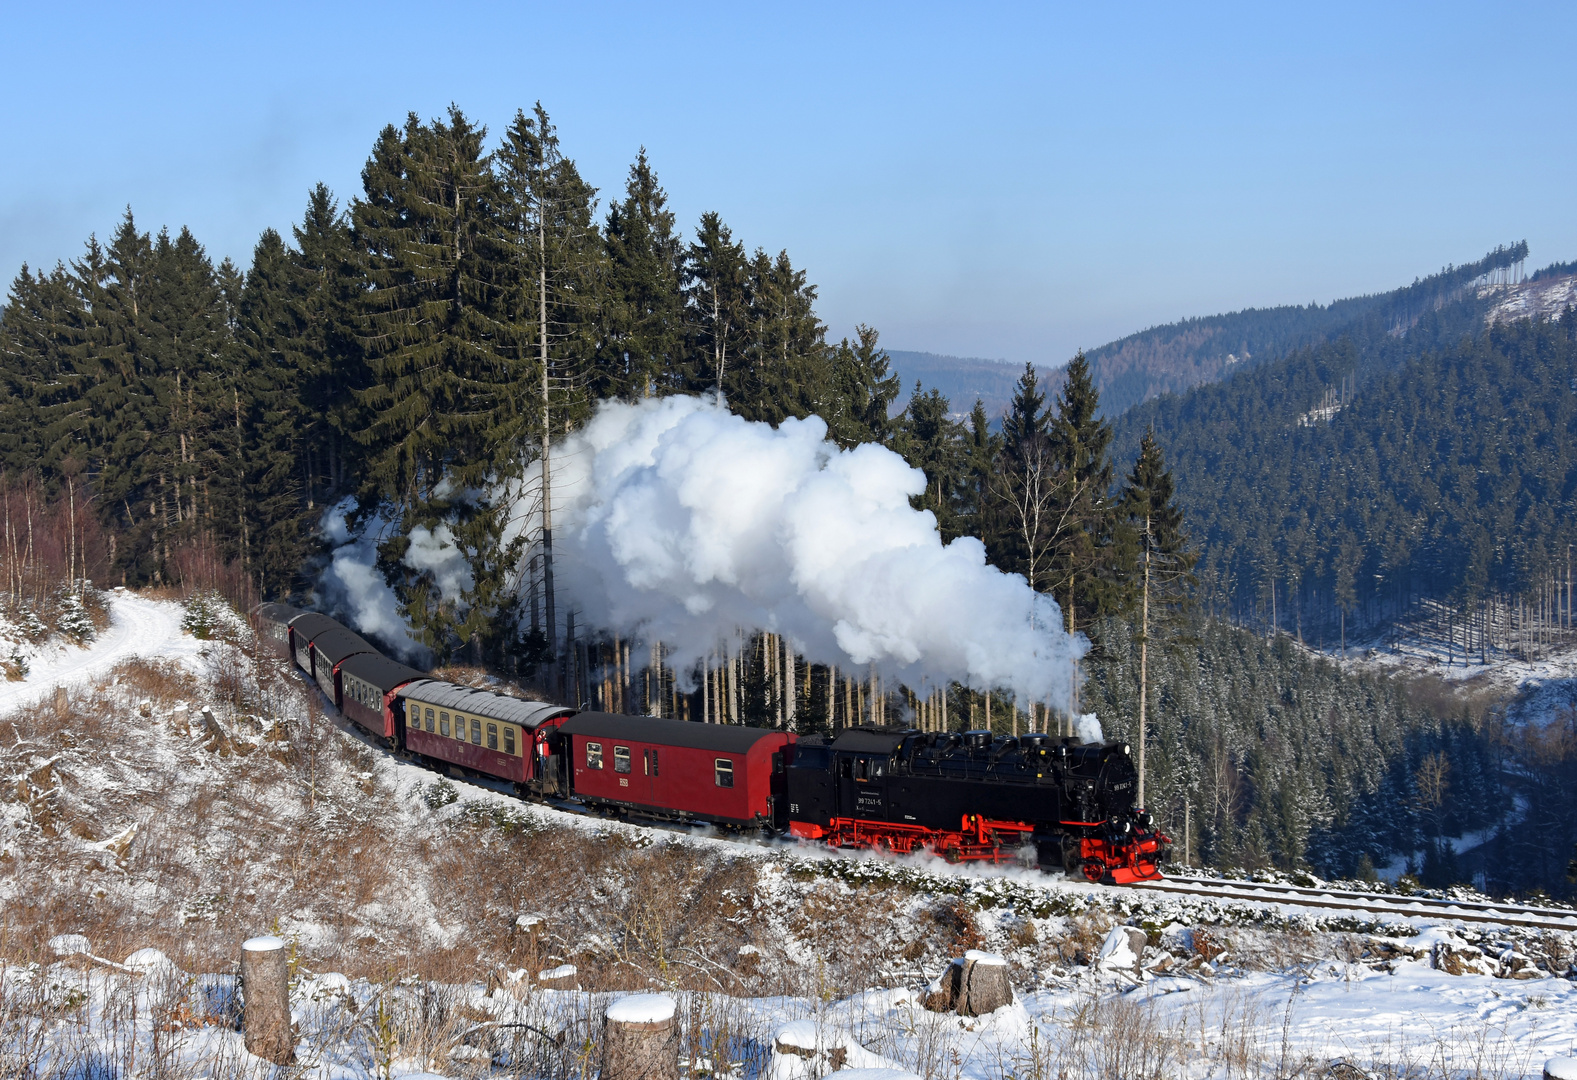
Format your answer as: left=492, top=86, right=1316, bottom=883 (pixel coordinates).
left=885, top=350, right=1062, bottom=422
left=1110, top=256, right=1577, bottom=649
left=1085, top=243, right=1533, bottom=416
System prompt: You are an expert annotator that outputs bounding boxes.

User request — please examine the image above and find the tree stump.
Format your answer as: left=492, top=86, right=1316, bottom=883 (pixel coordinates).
left=926, top=951, right=1014, bottom=1017
left=1545, top=1058, right=1577, bottom=1080
left=602, top=994, right=678, bottom=1080
left=241, top=935, right=294, bottom=1064
left=537, top=964, right=578, bottom=990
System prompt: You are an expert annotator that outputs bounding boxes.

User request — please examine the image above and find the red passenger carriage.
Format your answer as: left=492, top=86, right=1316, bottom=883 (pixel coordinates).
left=558, top=712, right=793, bottom=829
left=398, top=679, right=573, bottom=789
left=253, top=603, right=300, bottom=660
left=338, top=652, right=426, bottom=742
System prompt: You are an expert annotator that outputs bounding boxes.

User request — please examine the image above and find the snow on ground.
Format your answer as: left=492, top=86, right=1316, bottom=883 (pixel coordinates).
left=0, top=589, right=204, bottom=712
left=2, top=590, right=1574, bottom=1078
left=1484, top=273, right=1577, bottom=325
left=13, top=944, right=1577, bottom=1080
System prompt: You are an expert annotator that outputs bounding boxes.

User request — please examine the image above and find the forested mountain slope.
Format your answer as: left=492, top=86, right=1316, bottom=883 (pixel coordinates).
left=1086, top=243, right=1531, bottom=416
left=1113, top=299, right=1577, bottom=652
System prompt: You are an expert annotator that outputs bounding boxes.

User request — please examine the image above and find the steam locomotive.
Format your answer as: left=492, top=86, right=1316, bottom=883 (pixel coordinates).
left=255, top=603, right=1169, bottom=883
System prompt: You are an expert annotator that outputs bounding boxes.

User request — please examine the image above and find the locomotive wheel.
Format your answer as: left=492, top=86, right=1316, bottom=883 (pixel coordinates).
left=1081, top=858, right=1105, bottom=883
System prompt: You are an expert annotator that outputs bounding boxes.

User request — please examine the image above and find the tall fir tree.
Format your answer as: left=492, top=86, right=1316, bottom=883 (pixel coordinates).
left=599, top=149, right=684, bottom=400
left=1046, top=350, right=1118, bottom=634
left=1119, top=427, right=1196, bottom=804
left=353, top=108, right=518, bottom=657
left=825, top=324, right=900, bottom=448
left=684, top=212, right=750, bottom=395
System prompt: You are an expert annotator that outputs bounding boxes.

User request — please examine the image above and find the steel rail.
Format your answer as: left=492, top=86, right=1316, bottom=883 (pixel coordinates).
left=1124, top=877, right=1577, bottom=932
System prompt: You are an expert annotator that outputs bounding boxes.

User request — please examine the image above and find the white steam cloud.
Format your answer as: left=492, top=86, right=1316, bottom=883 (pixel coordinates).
left=317, top=498, right=430, bottom=664
left=554, top=395, right=1084, bottom=704
left=318, top=395, right=1087, bottom=706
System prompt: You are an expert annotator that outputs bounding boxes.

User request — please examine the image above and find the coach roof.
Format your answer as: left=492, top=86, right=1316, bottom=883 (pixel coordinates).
left=287, top=612, right=340, bottom=643
left=310, top=627, right=377, bottom=666
left=338, top=652, right=426, bottom=693
left=558, top=712, right=789, bottom=754
left=254, top=602, right=300, bottom=624
left=401, top=679, right=572, bottom=729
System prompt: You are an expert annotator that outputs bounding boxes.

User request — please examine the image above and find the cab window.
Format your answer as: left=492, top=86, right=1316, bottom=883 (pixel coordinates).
left=487, top=723, right=499, bottom=750
left=586, top=742, right=603, bottom=769
left=714, top=759, right=734, bottom=788
left=614, top=746, right=631, bottom=774
left=471, top=718, right=482, bottom=744
left=504, top=726, right=516, bottom=755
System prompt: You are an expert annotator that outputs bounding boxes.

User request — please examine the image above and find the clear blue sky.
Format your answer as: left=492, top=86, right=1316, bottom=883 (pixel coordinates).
left=3, top=2, right=1573, bottom=367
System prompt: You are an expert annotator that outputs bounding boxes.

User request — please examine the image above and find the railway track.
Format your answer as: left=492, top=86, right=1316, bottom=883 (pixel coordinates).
left=1125, top=874, right=1577, bottom=933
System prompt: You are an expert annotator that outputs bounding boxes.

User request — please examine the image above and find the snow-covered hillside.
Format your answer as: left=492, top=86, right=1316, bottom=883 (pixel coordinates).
left=1484, top=272, right=1577, bottom=326
left=1, top=591, right=1574, bottom=1078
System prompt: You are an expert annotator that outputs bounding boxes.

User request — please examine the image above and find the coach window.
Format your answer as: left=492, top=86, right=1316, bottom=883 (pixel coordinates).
left=471, top=718, right=482, bottom=744
left=504, top=726, right=516, bottom=756
left=425, top=707, right=436, bottom=733
left=487, top=723, right=499, bottom=750
left=614, top=746, right=631, bottom=774
left=714, top=758, right=734, bottom=788
left=587, top=742, right=603, bottom=769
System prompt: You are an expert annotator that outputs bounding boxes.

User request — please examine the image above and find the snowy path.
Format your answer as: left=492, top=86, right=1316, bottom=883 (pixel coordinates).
left=0, top=591, right=198, bottom=714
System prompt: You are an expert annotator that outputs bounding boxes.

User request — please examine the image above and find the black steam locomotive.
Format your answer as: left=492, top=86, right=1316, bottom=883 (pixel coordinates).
left=783, top=726, right=1169, bottom=882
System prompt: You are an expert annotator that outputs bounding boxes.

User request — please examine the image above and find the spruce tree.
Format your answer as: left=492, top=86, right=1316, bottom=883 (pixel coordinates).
left=287, top=183, right=365, bottom=508
left=1046, top=350, right=1118, bottom=634
left=234, top=227, right=310, bottom=592
left=494, top=103, right=604, bottom=670
left=600, top=149, right=684, bottom=400
left=734, top=248, right=829, bottom=424
left=1120, top=427, right=1196, bottom=804
left=684, top=212, right=749, bottom=394
left=825, top=324, right=900, bottom=447
left=0, top=264, right=87, bottom=478
left=353, top=108, right=517, bottom=657
left=898, top=382, right=963, bottom=537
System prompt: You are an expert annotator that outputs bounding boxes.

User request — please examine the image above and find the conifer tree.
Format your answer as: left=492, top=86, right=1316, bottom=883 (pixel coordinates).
left=0, top=264, right=87, bottom=478
left=286, top=183, right=365, bottom=509
left=1120, top=427, right=1196, bottom=804
left=233, top=227, right=310, bottom=591
left=353, top=108, right=517, bottom=656
left=494, top=103, right=604, bottom=671
left=600, top=149, right=684, bottom=400
left=897, top=382, right=963, bottom=533
left=1046, top=350, right=1117, bottom=635
left=684, top=212, right=749, bottom=394
left=825, top=324, right=900, bottom=447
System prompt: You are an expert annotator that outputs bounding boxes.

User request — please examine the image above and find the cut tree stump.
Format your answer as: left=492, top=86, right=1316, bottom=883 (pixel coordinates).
left=241, top=935, right=294, bottom=1064
left=537, top=964, right=578, bottom=990
left=925, top=951, right=1014, bottom=1017
left=1545, top=1058, right=1577, bottom=1080
left=603, top=994, right=679, bottom=1080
